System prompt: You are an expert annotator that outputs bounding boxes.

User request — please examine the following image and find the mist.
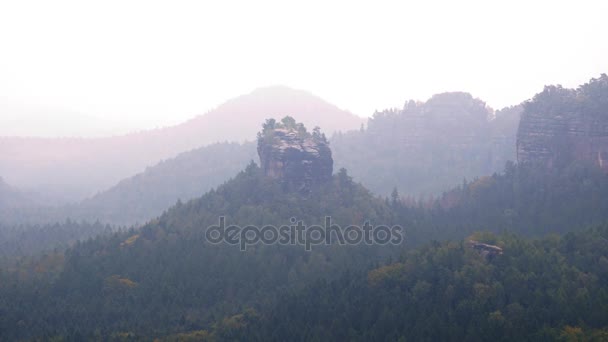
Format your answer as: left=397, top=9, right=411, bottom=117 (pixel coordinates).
left=1, top=1, right=608, bottom=341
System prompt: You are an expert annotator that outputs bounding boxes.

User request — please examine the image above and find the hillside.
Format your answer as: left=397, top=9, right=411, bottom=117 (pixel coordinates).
left=2, top=159, right=608, bottom=339
left=0, top=163, right=401, bottom=340
left=0, top=86, right=363, bottom=201
left=517, top=74, right=608, bottom=170
left=65, top=95, right=519, bottom=224
left=0, top=143, right=257, bottom=226
left=75, top=142, right=258, bottom=225
left=332, top=93, right=522, bottom=196
left=242, top=227, right=608, bottom=341
left=0, top=177, right=40, bottom=213
left=10, top=77, right=608, bottom=227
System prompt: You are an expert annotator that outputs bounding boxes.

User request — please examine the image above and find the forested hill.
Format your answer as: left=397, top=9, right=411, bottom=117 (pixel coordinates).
left=517, top=74, right=608, bottom=170
left=2, top=78, right=608, bottom=340
left=0, top=164, right=401, bottom=340
left=405, top=161, right=608, bottom=244
left=0, top=177, right=39, bottom=217
left=0, top=142, right=257, bottom=225
left=0, top=86, right=363, bottom=202
left=0, top=177, right=21, bottom=207
left=236, top=227, right=608, bottom=341
left=332, top=93, right=521, bottom=196
left=75, top=142, right=258, bottom=225
left=2, top=160, right=608, bottom=339
left=0, top=93, right=520, bottom=226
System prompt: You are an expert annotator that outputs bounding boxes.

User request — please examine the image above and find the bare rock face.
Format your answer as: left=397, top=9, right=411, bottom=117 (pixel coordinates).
left=257, top=117, right=333, bottom=191
left=468, top=240, right=503, bottom=260
left=517, top=75, right=608, bottom=170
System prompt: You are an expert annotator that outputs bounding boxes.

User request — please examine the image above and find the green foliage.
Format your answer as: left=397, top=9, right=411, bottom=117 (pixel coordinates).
left=0, top=164, right=398, bottom=340
left=2, top=149, right=608, bottom=340
left=257, top=116, right=325, bottom=146
left=244, top=227, right=608, bottom=341
left=0, top=220, right=114, bottom=258
left=3, top=76, right=608, bottom=341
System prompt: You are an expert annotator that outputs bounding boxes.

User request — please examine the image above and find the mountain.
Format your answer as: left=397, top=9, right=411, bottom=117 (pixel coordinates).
left=0, top=177, right=43, bottom=213
left=0, top=142, right=257, bottom=225
left=75, top=142, right=258, bottom=225
left=517, top=74, right=608, bottom=170
left=3, top=81, right=608, bottom=340
left=75, top=94, right=520, bottom=225
left=0, top=86, right=363, bottom=201
left=0, top=177, right=25, bottom=210
left=0, top=160, right=401, bottom=340
left=331, top=93, right=522, bottom=196
left=3, top=93, right=521, bottom=225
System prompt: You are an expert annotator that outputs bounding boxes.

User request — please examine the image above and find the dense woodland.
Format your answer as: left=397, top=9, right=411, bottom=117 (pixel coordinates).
left=332, top=92, right=521, bottom=196
left=1, top=76, right=607, bottom=340
left=239, top=226, right=608, bottom=341
left=1, top=159, right=608, bottom=340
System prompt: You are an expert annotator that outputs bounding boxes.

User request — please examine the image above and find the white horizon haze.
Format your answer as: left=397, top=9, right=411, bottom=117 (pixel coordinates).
left=1, top=0, right=607, bottom=137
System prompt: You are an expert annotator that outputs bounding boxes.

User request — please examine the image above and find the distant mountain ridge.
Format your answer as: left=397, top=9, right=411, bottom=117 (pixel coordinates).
left=0, top=92, right=520, bottom=226
left=0, top=177, right=40, bottom=211
left=332, top=92, right=522, bottom=195
left=75, top=142, right=258, bottom=225
left=0, top=86, right=364, bottom=201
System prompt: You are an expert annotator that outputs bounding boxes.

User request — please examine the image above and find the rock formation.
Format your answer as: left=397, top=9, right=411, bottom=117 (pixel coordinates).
left=468, top=240, right=503, bottom=260
left=517, top=75, right=608, bottom=171
left=257, top=117, right=333, bottom=191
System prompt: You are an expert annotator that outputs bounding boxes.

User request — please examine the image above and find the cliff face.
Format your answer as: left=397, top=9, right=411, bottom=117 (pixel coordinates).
left=517, top=75, right=608, bottom=170
left=257, top=117, right=333, bottom=191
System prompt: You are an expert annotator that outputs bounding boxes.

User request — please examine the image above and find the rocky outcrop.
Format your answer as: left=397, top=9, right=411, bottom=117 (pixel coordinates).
left=468, top=240, right=503, bottom=260
left=257, top=117, right=333, bottom=191
left=517, top=75, right=608, bottom=170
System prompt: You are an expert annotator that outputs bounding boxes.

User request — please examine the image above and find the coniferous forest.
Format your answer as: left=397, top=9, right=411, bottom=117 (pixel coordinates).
left=0, top=23, right=607, bottom=340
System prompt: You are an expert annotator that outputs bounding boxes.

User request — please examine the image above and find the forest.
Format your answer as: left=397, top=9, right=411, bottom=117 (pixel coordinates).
left=0, top=76, right=607, bottom=341
left=1, top=159, right=608, bottom=340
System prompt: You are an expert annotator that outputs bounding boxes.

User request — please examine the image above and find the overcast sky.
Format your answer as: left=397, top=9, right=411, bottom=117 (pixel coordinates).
left=1, top=0, right=606, bottom=137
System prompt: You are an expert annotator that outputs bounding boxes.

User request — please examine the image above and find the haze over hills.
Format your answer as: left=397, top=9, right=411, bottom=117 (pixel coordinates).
left=1, top=1, right=606, bottom=339
left=0, top=177, right=25, bottom=209
left=0, top=86, right=364, bottom=201
left=332, top=93, right=522, bottom=196
left=66, top=77, right=598, bottom=226
left=0, top=91, right=520, bottom=226
left=0, top=177, right=52, bottom=213
left=4, top=77, right=603, bottom=227
left=3, top=115, right=608, bottom=340
left=75, top=142, right=257, bottom=225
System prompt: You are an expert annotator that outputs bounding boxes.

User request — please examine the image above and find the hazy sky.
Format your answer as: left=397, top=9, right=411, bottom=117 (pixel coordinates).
left=1, top=0, right=606, bottom=137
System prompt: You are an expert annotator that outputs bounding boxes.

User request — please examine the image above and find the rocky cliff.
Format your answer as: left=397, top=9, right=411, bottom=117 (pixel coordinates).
left=257, top=117, right=333, bottom=191
left=517, top=75, right=608, bottom=170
